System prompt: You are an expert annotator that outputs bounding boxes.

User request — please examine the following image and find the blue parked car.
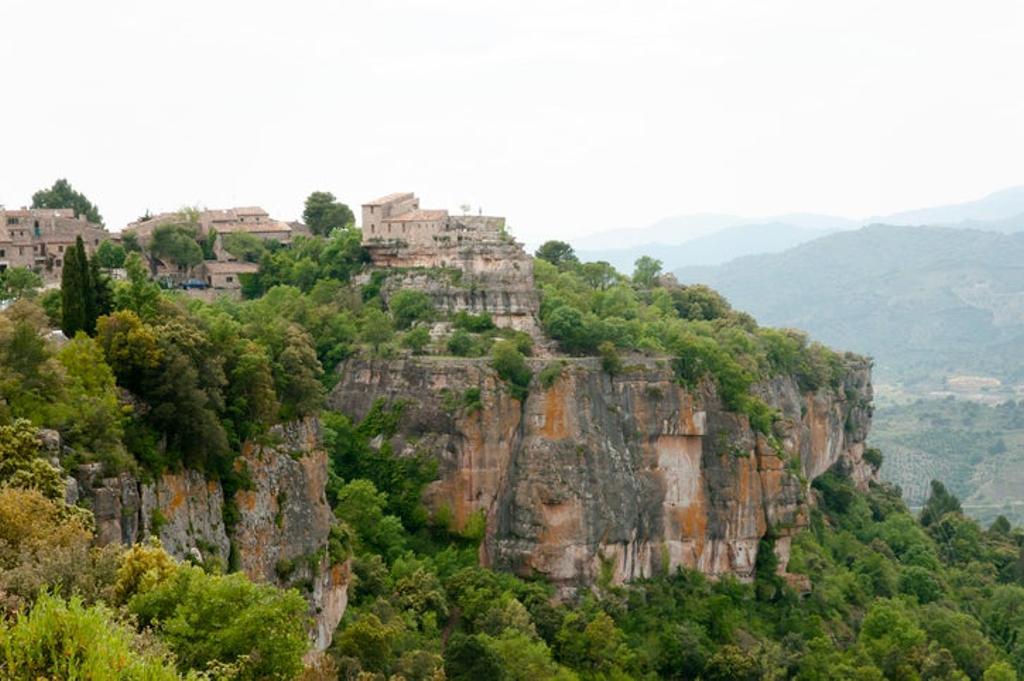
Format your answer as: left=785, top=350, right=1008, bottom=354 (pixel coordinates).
left=182, top=279, right=208, bottom=290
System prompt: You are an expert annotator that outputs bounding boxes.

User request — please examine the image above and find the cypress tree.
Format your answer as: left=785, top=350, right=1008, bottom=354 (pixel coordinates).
left=59, top=236, right=99, bottom=336
left=85, top=249, right=109, bottom=334
left=60, top=237, right=88, bottom=336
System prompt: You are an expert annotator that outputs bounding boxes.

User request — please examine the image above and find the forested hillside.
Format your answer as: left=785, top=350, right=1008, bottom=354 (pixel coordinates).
left=871, top=398, right=1024, bottom=526
left=675, top=225, right=1024, bottom=392
left=3, top=209, right=1024, bottom=679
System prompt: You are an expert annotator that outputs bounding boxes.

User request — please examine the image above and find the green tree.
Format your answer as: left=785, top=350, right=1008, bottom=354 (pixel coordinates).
left=39, top=288, right=62, bottom=326
left=544, top=305, right=597, bottom=354
left=857, top=599, right=927, bottom=680
left=535, top=240, right=579, bottom=269
left=114, top=253, right=161, bottom=320
left=388, top=289, right=434, bottom=329
left=222, top=233, right=266, bottom=262
left=402, top=326, right=431, bottom=355
left=121, top=231, right=142, bottom=253
left=598, top=340, right=623, bottom=375
left=0, top=302, right=65, bottom=422
left=920, top=480, right=962, bottom=527
left=669, top=284, right=733, bottom=321
left=701, top=644, right=760, bottom=681
left=55, top=334, right=125, bottom=463
left=491, top=341, right=532, bottom=401
left=334, top=612, right=403, bottom=674
left=60, top=236, right=95, bottom=336
left=274, top=324, right=325, bottom=419
left=90, top=255, right=113, bottom=322
left=303, top=191, right=355, bottom=236
left=0, top=267, right=43, bottom=300
left=334, top=479, right=406, bottom=558
left=94, top=240, right=126, bottom=269
left=0, top=419, right=65, bottom=502
left=632, top=255, right=663, bottom=288
left=447, top=329, right=481, bottom=357
left=0, top=592, right=181, bottom=680
left=31, top=178, right=103, bottom=224
left=984, top=661, right=1018, bottom=681
left=579, top=260, right=619, bottom=290
left=128, top=564, right=309, bottom=679
left=361, top=308, right=394, bottom=352
left=150, top=224, right=203, bottom=271
left=445, top=633, right=507, bottom=681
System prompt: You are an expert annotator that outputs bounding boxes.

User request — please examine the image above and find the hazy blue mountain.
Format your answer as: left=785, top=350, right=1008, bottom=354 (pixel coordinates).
left=578, top=211, right=855, bottom=252
left=675, top=224, right=1024, bottom=390
left=577, top=221, right=836, bottom=273
left=580, top=213, right=747, bottom=250
left=872, top=186, right=1024, bottom=226
left=573, top=186, right=1024, bottom=271
left=933, top=211, right=1024, bottom=233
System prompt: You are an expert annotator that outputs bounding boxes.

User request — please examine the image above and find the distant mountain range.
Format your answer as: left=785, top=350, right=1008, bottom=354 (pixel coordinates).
left=575, top=186, right=1024, bottom=273
left=577, top=221, right=838, bottom=273
left=674, top=225, right=1024, bottom=390
left=869, top=186, right=1024, bottom=227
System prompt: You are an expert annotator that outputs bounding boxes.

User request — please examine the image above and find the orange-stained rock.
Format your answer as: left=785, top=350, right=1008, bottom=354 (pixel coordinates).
left=232, top=418, right=349, bottom=652
left=331, top=354, right=874, bottom=591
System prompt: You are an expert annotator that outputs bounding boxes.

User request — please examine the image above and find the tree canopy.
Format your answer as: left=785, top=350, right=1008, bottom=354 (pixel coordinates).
left=31, top=178, right=103, bottom=225
left=149, top=224, right=203, bottom=271
left=0, top=268, right=42, bottom=301
left=303, top=191, right=355, bottom=236
left=534, top=240, right=579, bottom=269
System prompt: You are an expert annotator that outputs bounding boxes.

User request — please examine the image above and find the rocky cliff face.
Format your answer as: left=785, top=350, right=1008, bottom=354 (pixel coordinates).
left=329, top=356, right=873, bottom=590
left=364, top=216, right=545, bottom=341
left=71, top=418, right=348, bottom=652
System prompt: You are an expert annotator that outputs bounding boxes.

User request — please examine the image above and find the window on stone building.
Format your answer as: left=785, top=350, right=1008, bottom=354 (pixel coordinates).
left=6, top=217, right=18, bottom=225
left=226, top=276, right=234, bottom=283
left=0, top=249, right=4, bottom=257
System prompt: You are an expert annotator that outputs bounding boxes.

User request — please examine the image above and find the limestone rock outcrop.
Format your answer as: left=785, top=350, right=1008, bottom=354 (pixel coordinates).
left=73, top=417, right=347, bottom=652
left=330, top=355, right=873, bottom=590
left=232, top=418, right=349, bottom=653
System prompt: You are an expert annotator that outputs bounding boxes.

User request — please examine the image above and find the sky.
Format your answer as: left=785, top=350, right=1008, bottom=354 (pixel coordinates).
left=2, top=0, right=1022, bottom=247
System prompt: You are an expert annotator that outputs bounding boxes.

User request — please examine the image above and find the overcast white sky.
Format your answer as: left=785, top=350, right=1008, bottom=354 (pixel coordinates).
left=2, top=0, right=1022, bottom=245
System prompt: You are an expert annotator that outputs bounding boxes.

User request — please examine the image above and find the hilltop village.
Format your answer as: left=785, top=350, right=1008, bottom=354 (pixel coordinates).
left=2, top=203, right=301, bottom=292
left=6, top=180, right=1024, bottom=681
left=2, top=190, right=536, bottom=311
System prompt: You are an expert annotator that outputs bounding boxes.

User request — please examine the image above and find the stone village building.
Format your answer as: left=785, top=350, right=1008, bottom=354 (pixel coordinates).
left=125, top=206, right=299, bottom=290
left=361, top=192, right=544, bottom=339
left=0, top=207, right=109, bottom=284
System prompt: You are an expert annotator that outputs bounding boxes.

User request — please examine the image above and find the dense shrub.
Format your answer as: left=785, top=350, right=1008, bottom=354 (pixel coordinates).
left=491, top=341, right=532, bottom=401
left=0, top=592, right=183, bottom=680
left=128, top=563, right=309, bottom=679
